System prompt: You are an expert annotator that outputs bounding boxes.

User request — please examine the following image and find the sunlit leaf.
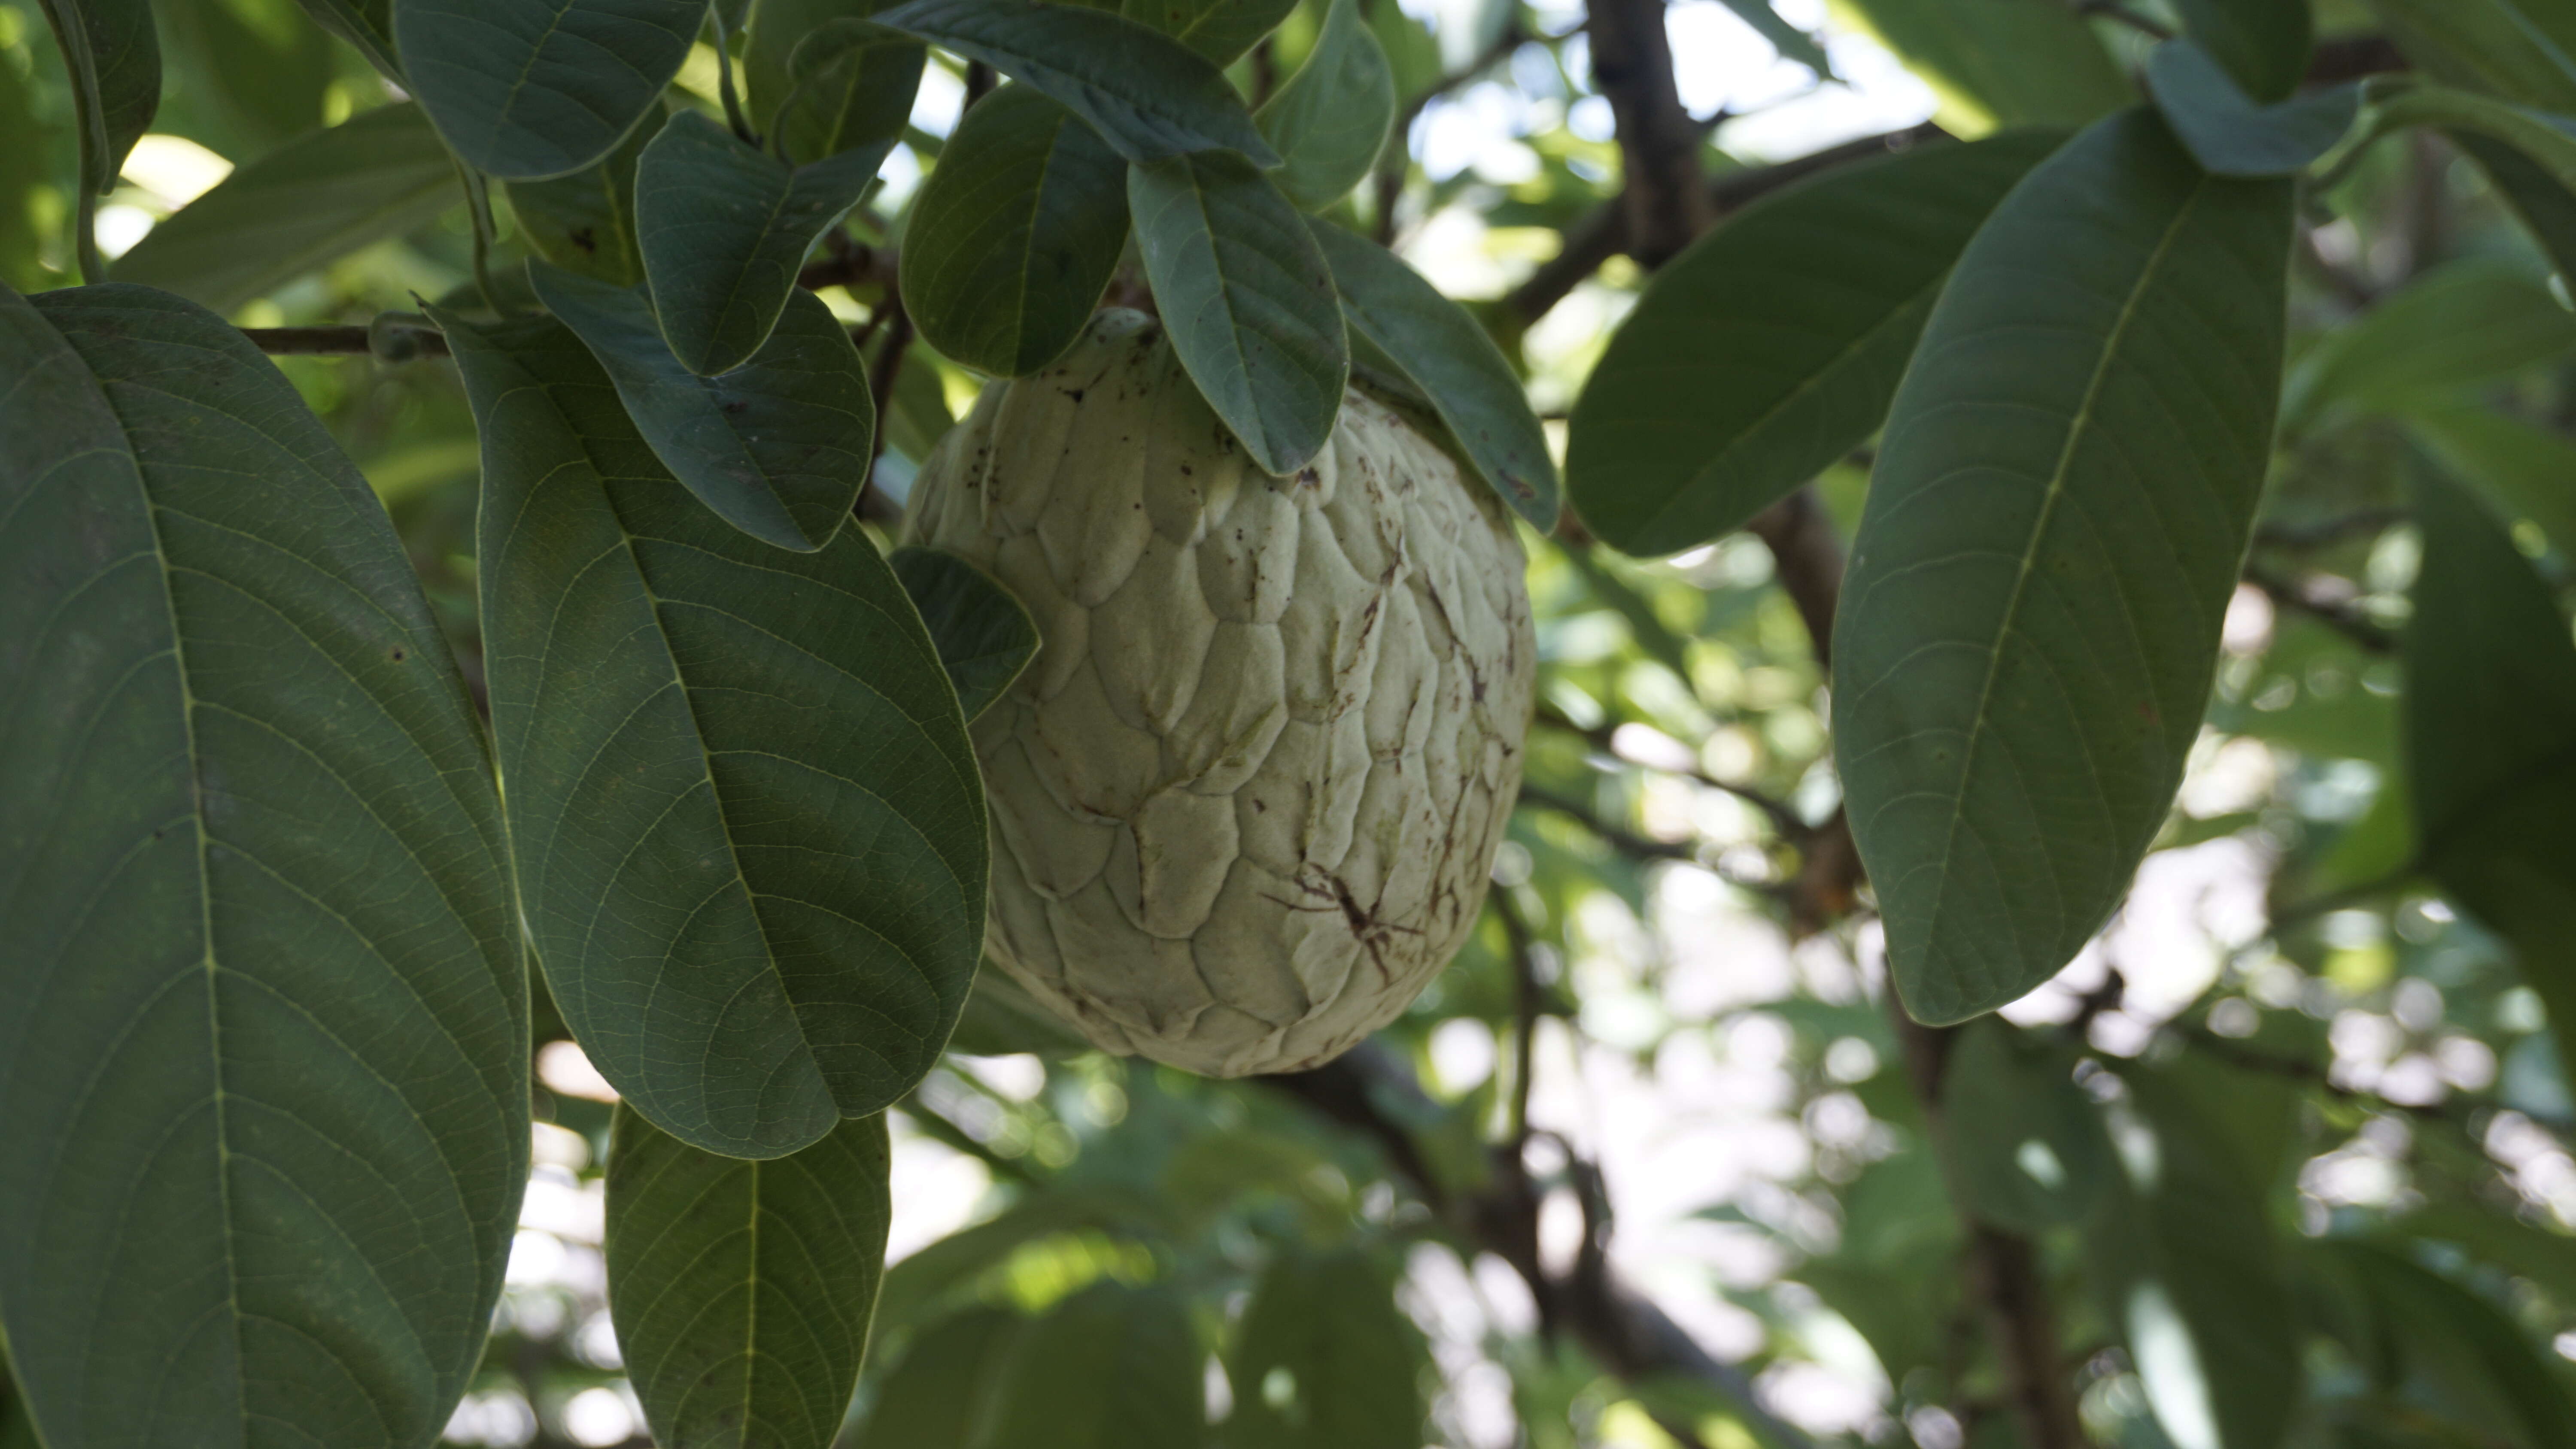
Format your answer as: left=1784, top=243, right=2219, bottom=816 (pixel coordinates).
left=437, top=309, right=987, bottom=1158
left=2281, top=256, right=2576, bottom=433
left=900, top=84, right=1130, bottom=376
left=890, top=547, right=1039, bottom=721
left=114, top=103, right=457, bottom=312
left=1827, top=0, right=2126, bottom=136
left=639, top=111, right=891, bottom=376
left=1130, top=150, right=1346, bottom=474
left=2404, top=404, right=2576, bottom=554
left=1834, top=109, right=2293, bottom=1025
left=1714, top=0, right=1833, bottom=80
left=2145, top=39, right=2357, bottom=176
left=0, top=281, right=525, bottom=1449
left=1256, top=0, right=1394, bottom=211
left=530, top=261, right=874, bottom=550
left=394, top=0, right=705, bottom=179
left=874, top=0, right=1281, bottom=166
left=1568, top=129, right=2060, bottom=555
left=607, top=1107, right=890, bottom=1449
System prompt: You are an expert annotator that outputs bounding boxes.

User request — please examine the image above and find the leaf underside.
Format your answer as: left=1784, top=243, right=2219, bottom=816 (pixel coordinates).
left=395, top=0, right=705, bottom=179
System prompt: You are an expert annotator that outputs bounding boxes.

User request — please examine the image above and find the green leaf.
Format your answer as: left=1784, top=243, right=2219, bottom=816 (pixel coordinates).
left=2171, top=0, right=2310, bottom=102
left=1832, top=109, right=2293, bottom=1026
left=2310, top=1239, right=2576, bottom=1449
left=899, top=84, right=1130, bottom=376
left=1714, top=0, right=1835, bottom=80
left=890, top=547, right=1039, bottom=721
left=1567, top=129, right=2060, bottom=555
left=777, top=18, right=929, bottom=164
left=0, top=282, right=525, bottom=1449
left=1826, top=0, right=2127, bottom=136
left=2282, top=256, right=2576, bottom=433
left=1939, top=1020, right=2105, bottom=1234
left=1119, top=0, right=1292, bottom=63
left=1226, top=1246, right=1428, bottom=1449
left=529, top=261, right=874, bottom=551
left=2404, top=470, right=2576, bottom=1097
left=2457, top=131, right=2576, bottom=287
left=872, top=1187, right=1166, bottom=1329
left=394, top=0, right=706, bottom=179
left=747, top=0, right=883, bottom=131
left=292, top=0, right=404, bottom=82
left=509, top=107, right=664, bottom=287
left=1130, top=151, right=1346, bottom=474
left=160, top=0, right=336, bottom=152
left=2089, top=1067, right=2302, bottom=1449
left=873, top=0, right=1282, bottom=166
left=2368, top=0, right=2576, bottom=113
left=437, top=309, right=987, bottom=1158
left=1255, top=0, right=1394, bottom=210
left=33, top=0, right=158, bottom=196
left=1307, top=218, right=1556, bottom=527
left=2396, top=1203, right=2576, bottom=1307
left=848, top=1307, right=1025, bottom=1448
left=638, top=110, right=891, bottom=376
left=606, top=1106, right=891, bottom=1449
left=982, top=1283, right=1203, bottom=1448
left=112, top=103, right=458, bottom=313
left=2145, top=39, right=2358, bottom=176
left=2404, top=404, right=2576, bottom=555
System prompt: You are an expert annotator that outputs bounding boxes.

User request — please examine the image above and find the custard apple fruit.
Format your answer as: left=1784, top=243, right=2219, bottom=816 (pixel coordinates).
left=903, top=310, right=1535, bottom=1075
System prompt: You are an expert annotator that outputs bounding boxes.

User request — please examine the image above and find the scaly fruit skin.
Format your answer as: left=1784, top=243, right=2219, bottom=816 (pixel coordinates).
left=904, top=310, right=1534, bottom=1075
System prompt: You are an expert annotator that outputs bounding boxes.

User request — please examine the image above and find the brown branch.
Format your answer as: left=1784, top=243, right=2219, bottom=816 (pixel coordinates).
left=2253, top=507, right=2408, bottom=552
left=1531, top=704, right=1801, bottom=836
left=1587, top=0, right=1711, bottom=266
left=860, top=302, right=913, bottom=527
left=2242, top=560, right=2399, bottom=655
left=240, top=324, right=447, bottom=356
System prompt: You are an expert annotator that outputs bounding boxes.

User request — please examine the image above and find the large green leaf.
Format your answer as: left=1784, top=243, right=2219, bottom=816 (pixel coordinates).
left=899, top=84, right=1130, bottom=376
left=981, top=1283, right=1203, bottom=1448
left=776, top=18, right=928, bottom=165
left=33, top=0, right=157, bottom=197
left=1832, top=109, right=2293, bottom=1026
left=394, top=0, right=706, bottom=179
left=1306, top=218, right=1557, bottom=528
left=437, top=309, right=987, bottom=1158
left=1254, top=0, right=1392, bottom=209
left=606, top=1106, right=891, bottom=1449
left=638, top=110, right=891, bottom=376
left=2282, top=257, right=2576, bottom=433
left=2309, top=1239, right=2576, bottom=1449
left=1827, top=0, right=2127, bottom=136
left=2089, top=1067, right=2302, bottom=1449
left=509, top=107, right=664, bottom=287
left=2145, top=39, right=2358, bottom=176
left=890, top=547, right=1039, bottom=722
left=1129, top=149, right=1346, bottom=474
left=0, top=282, right=524, bottom=1449
left=2368, top=0, right=2576, bottom=112
left=1938, top=1020, right=2106, bottom=1234
left=113, top=103, right=457, bottom=313
left=529, top=261, right=873, bottom=550
left=746, top=0, right=881, bottom=131
left=1225, top=1246, right=1428, bottom=1449
left=1567, top=129, right=2060, bottom=555
left=848, top=1307, right=1025, bottom=1448
left=2404, top=404, right=2576, bottom=554
left=1120, top=0, right=1293, bottom=63
left=2171, top=0, right=2310, bottom=102
left=873, top=0, right=1281, bottom=166
left=2458, top=132, right=2576, bottom=287
left=2404, top=471, right=2576, bottom=1094
left=293, top=0, right=404, bottom=82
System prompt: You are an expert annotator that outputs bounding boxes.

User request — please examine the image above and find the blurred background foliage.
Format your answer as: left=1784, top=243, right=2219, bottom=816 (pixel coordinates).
left=6, top=1, right=2576, bottom=1447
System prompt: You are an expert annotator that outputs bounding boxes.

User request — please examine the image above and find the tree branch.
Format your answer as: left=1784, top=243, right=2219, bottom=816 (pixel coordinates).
left=2242, top=560, right=2399, bottom=654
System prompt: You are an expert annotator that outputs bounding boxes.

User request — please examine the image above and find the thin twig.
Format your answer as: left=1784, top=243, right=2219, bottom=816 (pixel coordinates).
left=2242, top=560, right=2400, bottom=654
left=1532, top=704, right=1802, bottom=835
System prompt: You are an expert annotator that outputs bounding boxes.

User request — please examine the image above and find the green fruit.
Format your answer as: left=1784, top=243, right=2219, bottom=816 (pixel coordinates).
left=905, top=309, right=1534, bottom=1074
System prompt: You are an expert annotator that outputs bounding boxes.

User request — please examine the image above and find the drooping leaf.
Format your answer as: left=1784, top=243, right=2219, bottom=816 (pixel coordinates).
left=2145, top=39, right=2358, bottom=176
left=2368, top=0, right=2576, bottom=113
left=1306, top=218, right=1556, bottom=527
left=112, top=103, right=457, bottom=313
left=1938, top=1020, right=2106, bottom=1234
left=437, top=309, right=987, bottom=1158
left=529, top=262, right=874, bottom=550
left=776, top=18, right=928, bottom=165
left=2308, top=1238, right=2576, bottom=1449
left=394, top=0, right=706, bottom=179
left=0, top=281, right=525, bottom=1449
left=981, top=1283, right=1203, bottom=1449
left=606, top=1106, right=892, bottom=1449
left=2404, top=404, right=2576, bottom=554
left=1226, top=1246, right=1428, bottom=1449
left=1119, top=0, right=1293, bottom=63
left=890, top=546, right=1039, bottom=721
left=1567, top=129, right=2060, bottom=555
left=2089, top=1067, right=2302, bottom=1449
left=1833, top=109, right=2293, bottom=1026
left=33, top=0, right=158, bottom=197
left=873, top=0, right=1281, bottom=166
left=638, top=110, right=891, bottom=376
left=2281, top=256, right=2576, bottom=433
left=746, top=0, right=881, bottom=131
left=848, top=1307, right=1026, bottom=1448
left=1714, top=0, right=1835, bottom=80
left=509, top=107, right=664, bottom=287
left=1826, top=0, right=2127, bottom=136
left=293, top=0, right=404, bottom=82
left=1130, top=150, right=1346, bottom=474
left=899, top=84, right=1130, bottom=376
left=2171, top=0, right=2310, bottom=102
left=872, top=1187, right=1168, bottom=1329
left=2404, top=470, right=2576, bottom=1096
left=2457, top=132, right=2576, bottom=286
left=1255, top=0, right=1394, bottom=210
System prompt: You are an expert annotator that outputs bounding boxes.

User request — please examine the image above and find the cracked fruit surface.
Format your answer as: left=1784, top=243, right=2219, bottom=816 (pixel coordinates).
left=904, top=309, right=1535, bottom=1075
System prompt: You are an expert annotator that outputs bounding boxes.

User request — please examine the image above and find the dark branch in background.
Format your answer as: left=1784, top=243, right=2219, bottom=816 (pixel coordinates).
left=1533, top=703, right=1802, bottom=834
left=2242, top=559, right=2400, bottom=654
left=860, top=301, right=913, bottom=527
left=2253, top=506, right=2408, bottom=552
left=1586, top=0, right=1709, bottom=264
left=243, top=324, right=450, bottom=357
